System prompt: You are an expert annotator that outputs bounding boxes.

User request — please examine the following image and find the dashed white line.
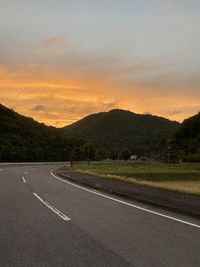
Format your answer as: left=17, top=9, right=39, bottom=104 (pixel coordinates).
left=50, top=170, right=200, bottom=229
left=24, top=171, right=28, bottom=174
left=33, top=192, right=71, bottom=221
left=22, top=176, right=26, bottom=183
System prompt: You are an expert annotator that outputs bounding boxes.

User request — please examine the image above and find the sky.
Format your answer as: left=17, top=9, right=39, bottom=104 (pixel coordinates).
left=0, top=0, right=200, bottom=127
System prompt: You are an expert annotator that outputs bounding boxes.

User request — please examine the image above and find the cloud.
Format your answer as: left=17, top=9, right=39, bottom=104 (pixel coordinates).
left=0, top=37, right=200, bottom=126
left=39, top=36, right=69, bottom=52
left=31, top=96, right=121, bottom=126
left=0, top=84, right=121, bottom=126
left=31, top=104, right=46, bottom=112
left=167, top=110, right=182, bottom=116
left=40, top=37, right=59, bottom=49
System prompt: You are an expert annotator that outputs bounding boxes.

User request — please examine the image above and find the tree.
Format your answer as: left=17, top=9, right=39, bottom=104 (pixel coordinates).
left=110, top=149, right=118, bottom=160
left=120, top=147, right=131, bottom=161
left=95, top=147, right=109, bottom=160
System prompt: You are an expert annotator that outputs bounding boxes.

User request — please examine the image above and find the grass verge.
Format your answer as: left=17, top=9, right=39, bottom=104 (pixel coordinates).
left=72, top=162, right=200, bottom=196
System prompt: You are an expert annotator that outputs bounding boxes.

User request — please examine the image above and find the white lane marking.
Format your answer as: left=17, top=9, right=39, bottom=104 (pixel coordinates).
left=50, top=170, right=200, bottom=229
left=22, top=176, right=26, bottom=183
left=24, top=171, right=28, bottom=174
left=0, top=169, right=2, bottom=172
left=33, top=192, right=71, bottom=221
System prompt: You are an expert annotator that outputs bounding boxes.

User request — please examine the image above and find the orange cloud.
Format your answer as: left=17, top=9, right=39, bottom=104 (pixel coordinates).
left=0, top=44, right=200, bottom=126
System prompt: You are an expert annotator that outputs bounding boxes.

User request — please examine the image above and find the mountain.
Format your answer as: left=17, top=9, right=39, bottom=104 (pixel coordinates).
left=0, top=104, right=81, bottom=162
left=64, top=109, right=179, bottom=157
left=0, top=104, right=181, bottom=162
left=171, top=112, right=200, bottom=162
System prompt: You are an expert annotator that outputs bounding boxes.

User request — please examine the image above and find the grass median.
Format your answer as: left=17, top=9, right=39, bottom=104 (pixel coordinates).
left=72, top=161, right=200, bottom=196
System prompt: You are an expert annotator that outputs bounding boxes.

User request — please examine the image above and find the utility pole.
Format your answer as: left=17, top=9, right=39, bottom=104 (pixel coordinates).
left=117, top=151, right=120, bottom=161
left=87, top=143, right=90, bottom=165
left=167, top=137, right=170, bottom=164
left=84, top=130, right=90, bottom=165
left=63, top=148, right=66, bottom=162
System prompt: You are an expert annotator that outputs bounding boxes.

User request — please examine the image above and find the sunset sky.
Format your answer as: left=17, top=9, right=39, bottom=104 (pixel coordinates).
left=0, top=0, right=200, bottom=127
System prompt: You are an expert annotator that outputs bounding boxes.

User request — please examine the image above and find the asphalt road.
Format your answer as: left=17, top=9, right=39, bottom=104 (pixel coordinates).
left=0, top=165, right=200, bottom=267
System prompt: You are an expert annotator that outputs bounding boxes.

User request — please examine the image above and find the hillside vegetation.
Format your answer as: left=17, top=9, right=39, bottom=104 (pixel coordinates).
left=0, top=104, right=82, bottom=162
left=64, top=109, right=179, bottom=157
left=1, top=103, right=200, bottom=163
left=171, top=113, right=200, bottom=162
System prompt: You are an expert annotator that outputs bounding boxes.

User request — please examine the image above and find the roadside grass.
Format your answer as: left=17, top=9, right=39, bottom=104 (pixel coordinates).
left=138, top=180, right=200, bottom=195
left=72, top=161, right=200, bottom=195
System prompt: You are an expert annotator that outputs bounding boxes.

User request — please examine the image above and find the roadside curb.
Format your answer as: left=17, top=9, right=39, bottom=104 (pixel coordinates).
left=56, top=170, right=200, bottom=219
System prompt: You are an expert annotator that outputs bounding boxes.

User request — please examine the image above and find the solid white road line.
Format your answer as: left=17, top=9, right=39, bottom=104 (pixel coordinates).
left=33, top=192, right=71, bottom=221
left=50, top=170, right=200, bottom=229
left=22, top=176, right=26, bottom=183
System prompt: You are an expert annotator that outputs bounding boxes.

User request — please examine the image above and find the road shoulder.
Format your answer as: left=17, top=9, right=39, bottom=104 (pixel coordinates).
left=56, top=166, right=200, bottom=219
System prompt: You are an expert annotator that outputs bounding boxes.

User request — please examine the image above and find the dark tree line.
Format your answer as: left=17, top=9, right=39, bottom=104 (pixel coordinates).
left=2, top=104, right=200, bottom=163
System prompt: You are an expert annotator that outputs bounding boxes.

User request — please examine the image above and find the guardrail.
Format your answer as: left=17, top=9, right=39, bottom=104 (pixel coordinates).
left=0, top=162, right=71, bottom=166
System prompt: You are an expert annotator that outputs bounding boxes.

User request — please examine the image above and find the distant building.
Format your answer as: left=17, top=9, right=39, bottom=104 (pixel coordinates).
left=130, top=155, right=137, bottom=160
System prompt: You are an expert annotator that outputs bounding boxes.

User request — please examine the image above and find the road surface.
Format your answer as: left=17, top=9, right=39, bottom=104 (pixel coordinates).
left=0, top=164, right=200, bottom=267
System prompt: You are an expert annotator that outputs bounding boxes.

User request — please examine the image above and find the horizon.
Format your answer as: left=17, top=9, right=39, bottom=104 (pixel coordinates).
left=1, top=102, right=190, bottom=128
left=0, top=1, right=200, bottom=127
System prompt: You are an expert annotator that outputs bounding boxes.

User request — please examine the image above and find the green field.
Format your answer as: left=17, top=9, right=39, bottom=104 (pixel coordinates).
left=72, top=161, right=200, bottom=195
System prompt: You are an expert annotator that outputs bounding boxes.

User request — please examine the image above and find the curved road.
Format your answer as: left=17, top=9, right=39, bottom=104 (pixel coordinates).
left=0, top=164, right=200, bottom=266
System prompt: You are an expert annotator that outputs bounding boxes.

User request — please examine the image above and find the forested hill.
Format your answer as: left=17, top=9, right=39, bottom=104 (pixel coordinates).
left=0, top=104, right=81, bottom=162
left=64, top=109, right=179, bottom=156
left=2, top=103, right=200, bottom=162
left=171, top=112, right=200, bottom=162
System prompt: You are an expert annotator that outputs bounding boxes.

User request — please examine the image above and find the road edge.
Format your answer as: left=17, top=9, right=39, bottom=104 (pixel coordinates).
left=56, top=169, right=200, bottom=219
